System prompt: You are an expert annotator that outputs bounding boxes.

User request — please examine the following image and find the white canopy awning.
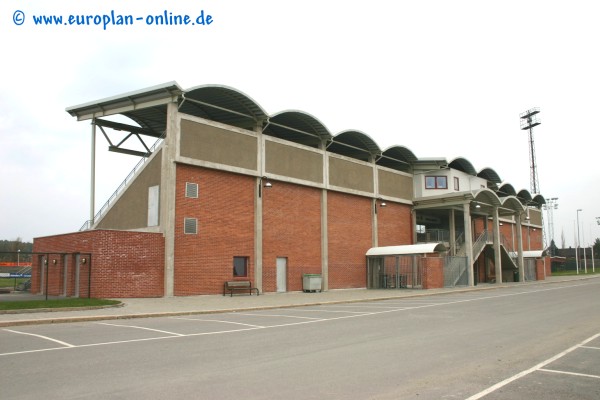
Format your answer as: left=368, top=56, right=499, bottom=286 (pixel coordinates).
left=366, top=243, right=447, bottom=257
left=510, top=250, right=547, bottom=258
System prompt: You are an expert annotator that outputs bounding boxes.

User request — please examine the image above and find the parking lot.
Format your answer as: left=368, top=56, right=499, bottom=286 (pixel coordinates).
left=1, top=280, right=599, bottom=399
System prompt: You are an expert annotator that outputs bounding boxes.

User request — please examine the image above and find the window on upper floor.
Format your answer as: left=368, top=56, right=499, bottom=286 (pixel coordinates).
left=425, top=176, right=448, bottom=189
left=454, top=177, right=460, bottom=191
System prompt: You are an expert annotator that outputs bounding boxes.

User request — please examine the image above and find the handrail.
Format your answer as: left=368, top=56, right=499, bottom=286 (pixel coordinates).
left=79, top=132, right=165, bottom=231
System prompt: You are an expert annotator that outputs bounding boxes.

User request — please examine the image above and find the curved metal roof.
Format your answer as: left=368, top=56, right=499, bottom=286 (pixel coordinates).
left=180, top=84, right=268, bottom=130
left=377, top=145, right=418, bottom=172
left=264, top=110, right=332, bottom=148
left=517, top=189, right=533, bottom=204
left=366, top=243, right=447, bottom=256
left=497, top=183, right=517, bottom=197
left=449, top=157, right=477, bottom=176
left=327, top=130, right=381, bottom=162
left=477, top=167, right=502, bottom=184
left=473, top=188, right=502, bottom=207
left=532, top=194, right=546, bottom=208
left=501, top=196, right=525, bottom=213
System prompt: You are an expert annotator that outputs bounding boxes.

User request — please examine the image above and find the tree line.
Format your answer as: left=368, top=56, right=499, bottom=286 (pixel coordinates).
left=0, top=239, right=33, bottom=262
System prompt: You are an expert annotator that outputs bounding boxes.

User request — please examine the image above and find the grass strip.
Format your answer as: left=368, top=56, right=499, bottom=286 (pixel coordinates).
left=0, top=298, right=121, bottom=311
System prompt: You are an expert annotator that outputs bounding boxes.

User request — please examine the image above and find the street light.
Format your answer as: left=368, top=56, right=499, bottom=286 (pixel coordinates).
left=576, top=209, right=582, bottom=274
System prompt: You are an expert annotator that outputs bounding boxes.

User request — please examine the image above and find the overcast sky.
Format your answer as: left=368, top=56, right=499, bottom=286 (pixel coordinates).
left=1, top=0, right=599, bottom=247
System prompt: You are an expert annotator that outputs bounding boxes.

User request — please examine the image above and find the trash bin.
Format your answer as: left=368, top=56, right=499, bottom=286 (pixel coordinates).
left=513, top=271, right=519, bottom=282
left=302, top=274, right=322, bottom=292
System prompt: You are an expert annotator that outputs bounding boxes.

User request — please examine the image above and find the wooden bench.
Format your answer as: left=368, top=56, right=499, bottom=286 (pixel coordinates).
left=223, top=281, right=259, bottom=297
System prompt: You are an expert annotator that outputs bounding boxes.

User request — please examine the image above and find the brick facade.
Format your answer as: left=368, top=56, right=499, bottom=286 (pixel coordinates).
left=32, top=230, right=164, bottom=298
left=174, top=165, right=255, bottom=295
left=263, top=181, right=322, bottom=292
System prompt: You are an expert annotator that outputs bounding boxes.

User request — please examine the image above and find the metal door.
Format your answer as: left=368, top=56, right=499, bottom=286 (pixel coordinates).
left=276, top=257, right=287, bottom=292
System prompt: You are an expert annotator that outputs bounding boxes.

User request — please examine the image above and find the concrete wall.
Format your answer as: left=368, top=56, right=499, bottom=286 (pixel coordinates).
left=378, top=169, right=413, bottom=200
left=328, top=156, right=374, bottom=193
left=180, top=118, right=258, bottom=171
left=265, top=140, right=323, bottom=184
left=96, top=149, right=163, bottom=230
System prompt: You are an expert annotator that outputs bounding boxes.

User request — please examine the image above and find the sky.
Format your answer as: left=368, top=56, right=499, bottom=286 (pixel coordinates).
left=1, top=0, right=599, bottom=247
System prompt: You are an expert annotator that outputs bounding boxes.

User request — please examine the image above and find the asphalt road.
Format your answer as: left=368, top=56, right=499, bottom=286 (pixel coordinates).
left=1, top=280, right=599, bottom=399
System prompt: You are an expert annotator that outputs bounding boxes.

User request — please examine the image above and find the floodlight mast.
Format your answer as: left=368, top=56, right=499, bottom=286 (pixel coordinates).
left=520, top=107, right=541, bottom=194
left=520, top=108, right=546, bottom=250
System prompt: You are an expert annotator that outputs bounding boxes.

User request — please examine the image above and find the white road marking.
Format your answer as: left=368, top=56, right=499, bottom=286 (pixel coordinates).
left=3, top=328, right=75, bottom=347
left=465, top=333, right=600, bottom=400
left=96, top=322, right=185, bottom=336
left=171, top=317, right=265, bottom=328
left=233, top=313, right=322, bottom=320
left=538, top=368, right=600, bottom=379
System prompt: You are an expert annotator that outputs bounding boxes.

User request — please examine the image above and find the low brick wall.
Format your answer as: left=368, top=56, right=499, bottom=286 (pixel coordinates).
left=422, top=257, right=444, bottom=289
left=33, top=230, right=164, bottom=298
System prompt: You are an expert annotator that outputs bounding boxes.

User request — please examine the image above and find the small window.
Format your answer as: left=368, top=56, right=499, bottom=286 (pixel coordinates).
left=184, top=218, right=197, bottom=234
left=454, top=177, right=460, bottom=191
left=425, top=176, right=447, bottom=189
left=233, top=257, right=248, bottom=277
left=185, top=182, right=198, bottom=198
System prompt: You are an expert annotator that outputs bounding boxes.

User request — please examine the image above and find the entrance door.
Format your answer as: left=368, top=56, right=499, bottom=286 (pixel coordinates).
left=276, top=257, right=287, bottom=292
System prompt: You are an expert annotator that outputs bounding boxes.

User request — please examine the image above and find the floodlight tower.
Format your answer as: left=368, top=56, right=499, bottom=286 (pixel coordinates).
left=543, top=197, right=558, bottom=253
left=520, top=108, right=545, bottom=249
left=520, top=108, right=541, bottom=194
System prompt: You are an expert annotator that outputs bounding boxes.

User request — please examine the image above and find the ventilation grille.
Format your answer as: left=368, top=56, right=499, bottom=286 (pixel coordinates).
left=185, top=182, right=198, bottom=198
left=184, top=218, right=197, bottom=234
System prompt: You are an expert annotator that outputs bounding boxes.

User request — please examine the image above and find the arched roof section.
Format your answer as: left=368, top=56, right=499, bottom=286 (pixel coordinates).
left=473, top=188, right=502, bottom=207
left=497, top=183, right=517, bottom=197
left=477, top=167, right=502, bottom=184
left=327, top=130, right=381, bottom=162
left=377, top=145, right=418, bottom=172
left=180, top=84, right=268, bottom=130
left=532, top=194, right=546, bottom=208
left=449, top=157, right=477, bottom=176
left=263, top=110, right=332, bottom=148
left=517, top=189, right=533, bottom=204
left=501, top=196, right=525, bottom=214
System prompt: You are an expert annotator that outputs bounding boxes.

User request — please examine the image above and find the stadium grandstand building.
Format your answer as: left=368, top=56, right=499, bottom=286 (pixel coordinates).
left=32, top=82, right=548, bottom=298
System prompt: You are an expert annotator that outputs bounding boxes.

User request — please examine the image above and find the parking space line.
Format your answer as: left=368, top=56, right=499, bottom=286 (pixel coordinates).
left=293, top=309, right=369, bottom=314
left=3, top=328, right=75, bottom=348
left=96, top=322, right=186, bottom=337
left=465, top=333, right=600, bottom=400
left=538, top=368, right=600, bottom=379
left=581, top=345, right=600, bottom=350
left=234, top=313, right=322, bottom=320
left=171, top=317, right=265, bottom=328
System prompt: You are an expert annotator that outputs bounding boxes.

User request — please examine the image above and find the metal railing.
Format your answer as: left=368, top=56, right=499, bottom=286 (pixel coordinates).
left=79, top=133, right=165, bottom=231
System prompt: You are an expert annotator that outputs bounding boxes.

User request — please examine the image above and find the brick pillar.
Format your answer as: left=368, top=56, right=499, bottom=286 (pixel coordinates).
left=422, top=256, right=444, bottom=289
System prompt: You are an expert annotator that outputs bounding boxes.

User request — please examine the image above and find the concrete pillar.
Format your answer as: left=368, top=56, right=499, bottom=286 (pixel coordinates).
left=516, top=213, right=525, bottom=282
left=320, top=140, right=329, bottom=291
left=254, top=126, right=265, bottom=293
left=161, top=101, right=179, bottom=297
left=463, top=202, right=474, bottom=286
left=492, top=207, right=502, bottom=284
left=321, top=189, right=328, bottom=291
left=449, top=209, right=456, bottom=255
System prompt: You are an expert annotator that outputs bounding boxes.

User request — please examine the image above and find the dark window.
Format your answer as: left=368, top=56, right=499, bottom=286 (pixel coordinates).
left=425, top=176, right=448, bottom=189
left=233, top=257, right=248, bottom=277
left=184, top=218, right=197, bottom=234
left=185, top=182, right=199, bottom=198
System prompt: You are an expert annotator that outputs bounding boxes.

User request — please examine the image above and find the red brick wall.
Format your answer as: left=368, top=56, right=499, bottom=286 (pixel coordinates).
left=327, top=192, right=372, bottom=289
left=536, top=257, right=546, bottom=280
left=422, top=256, right=444, bottom=289
left=32, top=230, right=164, bottom=298
left=174, top=165, right=255, bottom=295
left=263, top=181, right=322, bottom=292
left=377, top=202, right=412, bottom=247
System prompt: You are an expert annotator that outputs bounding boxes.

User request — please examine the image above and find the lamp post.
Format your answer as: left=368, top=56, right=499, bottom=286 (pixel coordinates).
left=576, top=209, right=582, bottom=274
